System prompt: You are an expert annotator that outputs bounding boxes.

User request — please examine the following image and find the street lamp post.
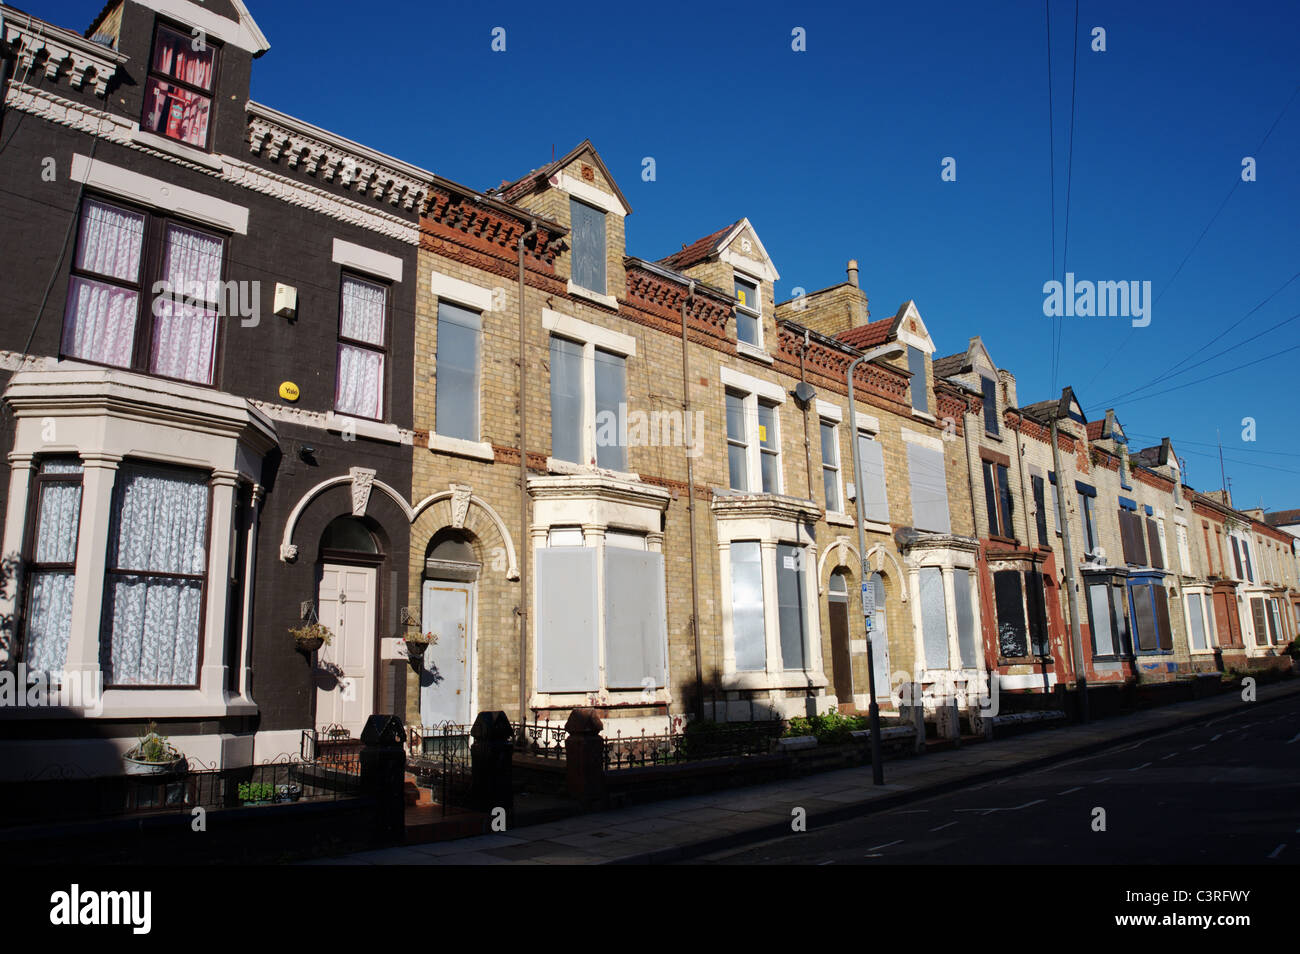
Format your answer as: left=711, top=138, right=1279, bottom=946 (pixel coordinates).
left=846, top=341, right=905, bottom=786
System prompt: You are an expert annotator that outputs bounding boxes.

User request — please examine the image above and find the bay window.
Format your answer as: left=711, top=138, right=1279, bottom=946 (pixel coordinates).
left=335, top=274, right=388, bottom=420
left=730, top=541, right=766, bottom=671
left=63, top=198, right=225, bottom=386
left=775, top=544, right=808, bottom=670
left=101, top=465, right=210, bottom=687
left=142, top=23, right=217, bottom=149
left=20, top=461, right=84, bottom=676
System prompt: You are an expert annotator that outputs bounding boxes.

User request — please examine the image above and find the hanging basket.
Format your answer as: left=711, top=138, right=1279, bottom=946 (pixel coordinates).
left=297, top=636, right=325, bottom=654
left=404, top=639, right=429, bottom=660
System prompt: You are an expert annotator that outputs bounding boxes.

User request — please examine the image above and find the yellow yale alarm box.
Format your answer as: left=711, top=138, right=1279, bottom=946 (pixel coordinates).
left=279, top=381, right=300, bottom=402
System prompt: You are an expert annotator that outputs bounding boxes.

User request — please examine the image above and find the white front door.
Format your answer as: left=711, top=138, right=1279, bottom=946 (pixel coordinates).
left=869, top=573, right=892, bottom=704
left=316, top=563, right=377, bottom=738
left=420, top=580, right=474, bottom=726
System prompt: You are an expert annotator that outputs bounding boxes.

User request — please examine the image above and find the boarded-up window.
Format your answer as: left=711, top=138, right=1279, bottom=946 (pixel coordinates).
left=1186, top=593, right=1207, bottom=651
left=435, top=301, right=481, bottom=441
left=594, top=348, right=626, bottom=471
left=730, top=542, right=766, bottom=671
left=550, top=336, right=584, bottom=464
left=1088, top=583, right=1115, bottom=657
left=1153, top=585, right=1172, bottom=650
left=981, top=376, right=999, bottom=435
left=1032, top=475, right=1048, bottom=546
left=907, top=443, right=950, bottom=533
left=953, top=568, right=977, bottom=669
left=1119, top=509, right=1147, bottom=566
left=1132, top=583, right=1159, bottom=652
left=1251, top=597, right=1269, bottom=646
left=1110, top=583, right=1130, bottom=654
left=1230, top=538, right=1243, bottom=579
left=1146, top=517, right=1164, bottom=569
left=919, top=566, right=948, bottom=670
left=535, top=547, right=599, bottom=691
left=570, top=198, right=606, bottom=294
left=994, top=569, right=1028, bottom=658
left=856, top=433, right=890, bottom=524
left=604, top=547, right=667, bottom=688
left=1026, top=568, right=1049, bottom=656
left=1240, top=540, right=1254, bottom=582
left=907, top=346, right=929, bottom=414
left=776, top=544, right=808, bottom=670
left=983, top=461, right=1013, bottom=539
left=1267, top=599, right=1282, bottom=644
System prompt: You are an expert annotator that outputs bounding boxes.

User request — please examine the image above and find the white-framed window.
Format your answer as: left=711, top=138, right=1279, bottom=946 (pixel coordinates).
left=335, top=273, right=388, bottom=420
left=434, top=300, right=481, bottom=442
left=820, top=418, right=843, bottom=514
left=722, top=380, right=783, bottom=494
left=727, top=540, right=813, bottom=673
left=1185, top=591, right=1213, bottom=652
left=543, top=310, right=636, bottom=470
left=1175, top=521, right=1192, bottom=574
left=734, top=271, right=762, bottom=348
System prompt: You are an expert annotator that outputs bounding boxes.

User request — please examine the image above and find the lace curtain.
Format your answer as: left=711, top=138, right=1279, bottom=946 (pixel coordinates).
left=335, top=277, right=386, bottom=418
left=152, top=26, right=215, bottom=89
left=102, top=466, right=208, bottom=686
left=151, top=225, right=223, bottom=384
left=23, top=462, right=84, bottom=676
left=63, top=201, right=145, bottom=368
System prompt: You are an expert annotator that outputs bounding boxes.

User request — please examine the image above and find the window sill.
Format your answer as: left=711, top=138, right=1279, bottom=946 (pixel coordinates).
left=326, top=413, right=406, bottom=445
left=912, top=410, right=938, bottom=424
left=544, top=457, right=641, bottom=483
left=428, top=432, right=495, bottom=462
left=131, top=127, right=225, bottom=171
left=863, top=519, right=892, bottom=535
left=825, top=511, right=855, bottom=528
left=722, top=670, right=828, bottom=691
left=998, top=656, right=1054, bottom=667
left=566, top=280, right=618, bottom=310
left=736, top=340, right=775, bottom=365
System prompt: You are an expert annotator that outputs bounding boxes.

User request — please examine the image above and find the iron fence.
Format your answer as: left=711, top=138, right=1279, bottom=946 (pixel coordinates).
left=603, top=721, right=785, bottom=771
left=518, top=721, right=567, bottom=761
left=405, top=722, right=472, bottom=815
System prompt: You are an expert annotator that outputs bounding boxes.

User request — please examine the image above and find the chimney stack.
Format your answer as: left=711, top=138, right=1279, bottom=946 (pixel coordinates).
left=846, top=259, right=859, bottom=288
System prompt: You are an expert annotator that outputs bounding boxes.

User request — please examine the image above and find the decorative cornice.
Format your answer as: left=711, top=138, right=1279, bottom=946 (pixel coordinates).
left=5, top=83, right=421, bottom=247
left=248, top=399, right=417, bottom=446
left=2, top=11, right=126, bottom=97
left=422, top=187, right=562, bottom=269
left=710, top=492, right=821, bottom=523
left=247, top=103, right=429, bottom=212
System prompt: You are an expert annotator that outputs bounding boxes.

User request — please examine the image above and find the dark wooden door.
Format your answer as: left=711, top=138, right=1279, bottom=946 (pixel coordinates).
left=829, top=595, right=853, bottom=705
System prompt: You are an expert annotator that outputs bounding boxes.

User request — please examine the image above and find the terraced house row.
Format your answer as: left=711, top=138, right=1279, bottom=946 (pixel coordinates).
left=0, top=0, right=1294, bottom=779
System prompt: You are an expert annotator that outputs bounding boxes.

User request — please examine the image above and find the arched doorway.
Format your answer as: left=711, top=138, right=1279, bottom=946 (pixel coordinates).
left=420, top=529, right=481, bottom=726
left=827, top=570, right=854, bottom=708
left=315, top=516, right=382, bottom=739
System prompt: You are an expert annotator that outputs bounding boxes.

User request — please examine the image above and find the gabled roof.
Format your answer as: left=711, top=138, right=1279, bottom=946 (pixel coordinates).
left=1023, top=387, right=1087, bottom=426
left=658, top=220, right=743, bottom=271
left=931, top=352, right=967, bottom=380
left=492, top=140, right=632, bottom=215
left=1265, top=509, right=1300, bottom=528
left=88, top=0, right=270, bottom=56
left=836, top=316, right=897, bottom=350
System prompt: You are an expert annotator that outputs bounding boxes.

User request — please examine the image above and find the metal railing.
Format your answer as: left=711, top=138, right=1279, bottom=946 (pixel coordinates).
left=603, top=721, right=784, bottom=771
left=518, top=721, right=567, bottom=760
left=405, top=722, right=472, bottom=815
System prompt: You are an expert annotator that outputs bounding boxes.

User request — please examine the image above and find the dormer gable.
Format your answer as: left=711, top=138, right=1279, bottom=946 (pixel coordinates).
left=88, top=0, right=270, bottom=57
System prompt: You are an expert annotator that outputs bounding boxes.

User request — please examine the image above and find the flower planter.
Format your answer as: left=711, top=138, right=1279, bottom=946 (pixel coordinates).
left=296, top=636, right=324, bottom=653
left=404, top=640, right=429, bottom=660
left=123, top=754, right=186, bottom=776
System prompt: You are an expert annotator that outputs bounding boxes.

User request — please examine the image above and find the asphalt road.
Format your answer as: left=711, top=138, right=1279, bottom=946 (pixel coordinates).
left=697, top=697, right=1300, bottom=864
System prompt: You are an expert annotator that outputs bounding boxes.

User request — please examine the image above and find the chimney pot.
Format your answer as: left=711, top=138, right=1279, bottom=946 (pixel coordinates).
left=847, top=259, right=859, bottom=288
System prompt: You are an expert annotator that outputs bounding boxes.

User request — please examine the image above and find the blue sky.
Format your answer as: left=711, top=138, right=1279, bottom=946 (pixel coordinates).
left=33, top=0, right=1300, bottom=511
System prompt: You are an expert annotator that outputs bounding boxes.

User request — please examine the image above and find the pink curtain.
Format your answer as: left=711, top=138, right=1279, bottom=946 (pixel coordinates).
left=152, top=26, right=214, bottom=90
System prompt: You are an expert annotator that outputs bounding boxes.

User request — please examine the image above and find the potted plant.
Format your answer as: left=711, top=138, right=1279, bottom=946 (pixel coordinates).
left=123, top=723, right=185, bottom=776
left=274, top=783, right=302, bottom=804
left=237, top=781, right=275, bottom=806
left=404, top=630, right=437, bottom=662
left=291, top=621, right=334, bottom=654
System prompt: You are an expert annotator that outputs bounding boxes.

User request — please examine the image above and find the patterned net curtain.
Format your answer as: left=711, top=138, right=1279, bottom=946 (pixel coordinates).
left=142, top=26, right=216, bottom=147
left=335, top=277, right=386, bottom=419
left=152, top=224, right=223, bottom=384
left=63, top=200, right=145, bottom=368
left=23, top=461, right=85, bottom=675
left=101, top=466, right=209, bottom=686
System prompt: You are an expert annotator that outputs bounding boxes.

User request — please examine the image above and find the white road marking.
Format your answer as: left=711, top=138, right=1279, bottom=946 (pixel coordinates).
left=1211, top=733, right=1224, bottom=741
left=929, top=821, right=958, bottom=832
left=867, top=840, right=903, bottom=852
left=1094, top=776, right=1112, bottom=784
left=1012, top=799, right=1046, bottom=810
left=818, top=860, right=836, bottom=865
left=893, top=809, right=929, bottom=814
left=1160, top=752, right=1178, bottom=760
left=1268, top=844, right=1286, bottom=859
left=1189, top=744, right=1205, bottom=751
left=1129, top=762, right=1152, bottom=772
left=1057, top=786, right=1083, bottom=796
left=1286, top=732, right=1300, bottom=744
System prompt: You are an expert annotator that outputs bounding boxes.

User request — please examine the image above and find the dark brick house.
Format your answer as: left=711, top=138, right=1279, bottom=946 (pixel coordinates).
left=0, top=0, right=429, bottom=776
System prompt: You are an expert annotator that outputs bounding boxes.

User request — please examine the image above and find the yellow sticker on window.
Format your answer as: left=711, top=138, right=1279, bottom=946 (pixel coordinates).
left=737, top=289, right=747, bottom=306
left=759, top=425, right=767, bottom=443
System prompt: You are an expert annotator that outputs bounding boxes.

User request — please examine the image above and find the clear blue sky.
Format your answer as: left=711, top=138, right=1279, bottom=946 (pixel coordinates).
left=31, top=0, right=1300, bottom=512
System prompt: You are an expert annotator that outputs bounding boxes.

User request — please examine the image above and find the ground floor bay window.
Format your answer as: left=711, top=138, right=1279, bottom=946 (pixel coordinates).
left=712, top=494, right=826, bottom=720
left=0, top=369, right=274, bottom=777
left=528, top=474, right=671, bottom=724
